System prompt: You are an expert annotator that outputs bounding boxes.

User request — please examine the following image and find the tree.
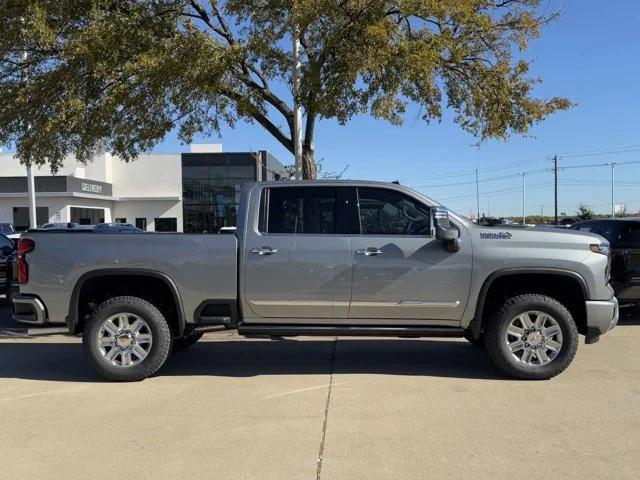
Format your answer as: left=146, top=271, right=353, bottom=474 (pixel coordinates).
left=576, top=203, right=595, bottom=220
left=0, top=1, right=571, bottom=178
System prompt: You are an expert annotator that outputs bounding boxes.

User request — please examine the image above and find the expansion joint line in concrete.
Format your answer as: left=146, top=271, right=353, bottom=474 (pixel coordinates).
left=315, top=337, right=338, bottom=480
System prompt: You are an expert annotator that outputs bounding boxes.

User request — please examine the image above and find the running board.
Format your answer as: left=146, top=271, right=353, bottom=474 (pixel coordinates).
left=237, top=324, right=464, bottom=338
left=27, top=327, right=71, bottom=337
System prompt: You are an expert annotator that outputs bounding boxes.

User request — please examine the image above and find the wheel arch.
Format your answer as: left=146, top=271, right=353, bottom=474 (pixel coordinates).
left=66, top=268, right=186, bottom=336
left=470, top=268, right=589, bottom=339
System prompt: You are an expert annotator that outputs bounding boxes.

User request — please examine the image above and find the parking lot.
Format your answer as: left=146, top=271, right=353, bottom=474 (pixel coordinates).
left=0, top=296, right=639, bottom=480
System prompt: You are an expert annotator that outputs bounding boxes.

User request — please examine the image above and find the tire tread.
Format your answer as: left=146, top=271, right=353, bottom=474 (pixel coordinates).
left=82, top=296, right=172, bottom=382
left=485, top=294, right=579, bottom=380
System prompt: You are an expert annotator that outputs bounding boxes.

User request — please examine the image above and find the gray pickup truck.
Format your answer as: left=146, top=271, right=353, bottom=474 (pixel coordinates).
left=12, top=181, right=618, bottom=381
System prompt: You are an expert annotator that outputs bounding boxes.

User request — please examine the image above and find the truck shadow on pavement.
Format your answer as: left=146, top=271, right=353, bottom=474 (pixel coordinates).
left=1, top=301, right=638, bottom=384
left=0, top=338, right=504, bottom=383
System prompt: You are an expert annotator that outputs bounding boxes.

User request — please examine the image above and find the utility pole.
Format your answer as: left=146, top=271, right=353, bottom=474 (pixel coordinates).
left=540, top=204, right=544, bottom=219
left=487, top=196, right=490, bottom=217
left=553, top=155, right=558, bottom=225
left=475, top=169, right=480, bottom=221
left=521, top=172, right=527, bottom=226
left=609, top=162, right=616, bottom=218
left=21, top=19, right=37, bottom=229
left=292, top=9, right=303, bottom=180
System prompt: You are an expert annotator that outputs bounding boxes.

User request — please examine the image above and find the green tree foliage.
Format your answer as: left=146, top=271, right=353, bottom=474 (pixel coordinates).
left=1, top=1, right=571, bottom=178
left=576, top=203, right=595, bottom=220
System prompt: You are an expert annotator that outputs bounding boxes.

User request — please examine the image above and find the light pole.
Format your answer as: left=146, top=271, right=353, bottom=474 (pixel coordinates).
left=21, top=26, right=37, bottom=229
left=475, top=169, right=480, bottom=221
left=521, top=172, right=526, bottom=226
left=292, top=8, right=303, bottom=180
left=609, top=162, right=616, bottom=218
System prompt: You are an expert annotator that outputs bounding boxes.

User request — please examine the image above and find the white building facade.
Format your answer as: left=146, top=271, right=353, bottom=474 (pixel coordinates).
left=0, top=144, right=286, bottom=232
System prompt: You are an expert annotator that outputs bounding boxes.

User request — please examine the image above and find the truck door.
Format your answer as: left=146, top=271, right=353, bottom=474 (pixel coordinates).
left=243, top=186, right=356, bottom=321
left=348, top=186, right=472, bottom=323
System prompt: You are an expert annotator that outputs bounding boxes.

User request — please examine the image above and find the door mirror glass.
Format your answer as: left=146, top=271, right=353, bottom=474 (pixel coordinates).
left=433, top=207, right=460, bottom=251
left=434, top=208, right=459, bottom=240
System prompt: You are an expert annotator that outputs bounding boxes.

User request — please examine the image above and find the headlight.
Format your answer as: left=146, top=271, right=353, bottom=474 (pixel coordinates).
left=590, top=243, right=612, bottom=282
left=590, top=244, right=610, bottom=256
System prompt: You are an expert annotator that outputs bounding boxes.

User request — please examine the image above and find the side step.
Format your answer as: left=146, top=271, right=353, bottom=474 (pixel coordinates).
left=27, top=327, right=71, bottom=337
left=237, top=324, right=464, bottom=338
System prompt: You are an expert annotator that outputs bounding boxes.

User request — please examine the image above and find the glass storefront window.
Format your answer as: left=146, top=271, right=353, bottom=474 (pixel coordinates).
left=182, top=153, right=257, bottom=233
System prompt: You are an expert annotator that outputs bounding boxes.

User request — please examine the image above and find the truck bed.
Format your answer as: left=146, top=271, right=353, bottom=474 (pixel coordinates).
left=18, top=232, right=238, bottom=326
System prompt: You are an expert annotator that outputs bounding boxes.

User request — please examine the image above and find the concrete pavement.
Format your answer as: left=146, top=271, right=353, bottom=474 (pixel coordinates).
left=1, top=298, right=639, bottom=479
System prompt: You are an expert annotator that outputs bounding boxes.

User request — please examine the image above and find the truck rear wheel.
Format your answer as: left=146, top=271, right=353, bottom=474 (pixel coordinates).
left=485, top=294, right=579, bottom=380
left=82, top=296, right=172, bottom=382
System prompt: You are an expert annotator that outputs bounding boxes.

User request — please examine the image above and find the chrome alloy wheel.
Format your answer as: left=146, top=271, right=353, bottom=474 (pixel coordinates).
left=97, top=313, right=153, bottom=368
left=505, top=311, right=563, bottom=366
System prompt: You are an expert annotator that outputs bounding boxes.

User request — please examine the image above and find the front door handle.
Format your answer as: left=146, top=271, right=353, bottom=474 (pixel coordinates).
left=355, top=247, right=384, bottom=256
left=250, top=247, right=278, bottom=255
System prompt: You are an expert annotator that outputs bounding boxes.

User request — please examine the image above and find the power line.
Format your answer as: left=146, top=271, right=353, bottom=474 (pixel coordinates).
left=412, top=168, right=551, bottom=188
left=402, top=145, right=640, bottom=183
left=437, top=182, right=552, bottom=202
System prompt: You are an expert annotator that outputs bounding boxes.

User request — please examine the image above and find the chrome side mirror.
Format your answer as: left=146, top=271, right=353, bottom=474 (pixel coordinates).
left=433, top=207, right=460, bottom=252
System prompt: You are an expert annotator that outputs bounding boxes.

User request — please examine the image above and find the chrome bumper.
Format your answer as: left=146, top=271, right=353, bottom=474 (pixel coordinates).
left=12, top=295, right=47, bottom=325
left=585, top=297, right=619, bottom=336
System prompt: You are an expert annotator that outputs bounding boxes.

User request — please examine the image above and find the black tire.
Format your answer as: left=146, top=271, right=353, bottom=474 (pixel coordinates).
left=463, top=330, right=484, bottom=347
left=82, top=296, right=172, bottom=382
left=485, top=294, right=579, bottom=380
left=172, top=332, right=204, bottom=352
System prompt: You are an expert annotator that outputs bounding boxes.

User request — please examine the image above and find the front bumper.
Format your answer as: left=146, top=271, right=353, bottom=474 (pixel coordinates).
left=12, top=294, right=48, bottom=325
left=585, top=296, right=619, bottom=341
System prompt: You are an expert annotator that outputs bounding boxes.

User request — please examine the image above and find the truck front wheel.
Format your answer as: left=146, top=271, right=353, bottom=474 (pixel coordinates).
left=82, top=296, right=172, bottom=382
left=485, top=294, right=579, bottom=380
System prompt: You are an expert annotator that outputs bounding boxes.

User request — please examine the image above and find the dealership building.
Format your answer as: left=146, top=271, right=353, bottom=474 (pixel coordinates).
left=0, top=144, right=287, bottom=232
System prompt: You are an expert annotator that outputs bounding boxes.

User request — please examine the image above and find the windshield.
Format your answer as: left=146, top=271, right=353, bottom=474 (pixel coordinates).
left=0, top=223, right=15, bottom=234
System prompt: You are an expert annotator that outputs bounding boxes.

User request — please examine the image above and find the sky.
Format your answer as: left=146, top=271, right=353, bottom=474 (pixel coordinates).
left=7, top=1, right=638, bottom=219
left=124, top=1, right=640, bottom=217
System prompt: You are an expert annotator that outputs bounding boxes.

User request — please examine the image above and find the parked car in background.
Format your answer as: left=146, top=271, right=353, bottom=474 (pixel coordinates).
left=0, top=232, right=17, bottom=299
left=94, top=223, right=143, bottom=233
left=26, top=223, right=143, bottom=234
left=571, top=218, right=640, bottom=304
left=479, top=217, right=509, bottom=227
left=40, top=222, right=79, bottom=229
left=555, top=217, right=577, bottom=228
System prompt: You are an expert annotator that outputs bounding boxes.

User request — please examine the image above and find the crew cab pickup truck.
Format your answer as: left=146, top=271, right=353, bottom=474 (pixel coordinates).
left=12, top=181, right=618, bottom=381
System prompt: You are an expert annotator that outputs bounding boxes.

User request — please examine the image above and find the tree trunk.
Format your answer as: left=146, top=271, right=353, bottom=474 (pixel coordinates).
left=302, top=145, right=317, bottom=179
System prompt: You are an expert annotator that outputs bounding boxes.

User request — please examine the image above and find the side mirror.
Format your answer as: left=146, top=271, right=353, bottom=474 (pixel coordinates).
left=433, top=207, right=460, bottom=252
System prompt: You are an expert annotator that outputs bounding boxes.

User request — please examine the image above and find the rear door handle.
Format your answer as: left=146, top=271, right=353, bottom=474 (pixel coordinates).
left=250, top=247, right=278, bottom=255
left=355, top=247, right=384, bottom=256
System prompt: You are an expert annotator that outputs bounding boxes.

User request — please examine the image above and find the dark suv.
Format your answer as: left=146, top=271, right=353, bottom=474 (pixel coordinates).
left=0, top=233, right=16, bottom=299
left=571, top=219, right=640, bottom=304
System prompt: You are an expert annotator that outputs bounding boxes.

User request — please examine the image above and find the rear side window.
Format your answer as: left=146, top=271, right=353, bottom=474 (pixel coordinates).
left=266, top=187, right=337, bottom=234
left=357, top=187, right=431, bottom=236
left=619, top=222, right=640, bottom=246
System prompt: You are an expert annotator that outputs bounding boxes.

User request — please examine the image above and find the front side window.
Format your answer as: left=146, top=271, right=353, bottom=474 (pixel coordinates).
left=265, top=187, right=337, bottom=234
left=357, top=188, right=431, bottom=235
left=619, top=222, right=640, bottom=246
